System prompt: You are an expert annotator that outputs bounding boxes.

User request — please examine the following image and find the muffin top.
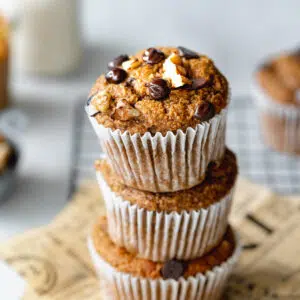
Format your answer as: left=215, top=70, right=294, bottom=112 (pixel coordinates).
left=92, top=217, right=235, bottom=280
left=87, top=46, right=229, bottom=135
left=256, top=49, right=300, bottom=106
left=0, top=135, right=13, bottom=174
left=95, top=149, right=237, bottom=212
left=0, top=15, right=9, bottom=60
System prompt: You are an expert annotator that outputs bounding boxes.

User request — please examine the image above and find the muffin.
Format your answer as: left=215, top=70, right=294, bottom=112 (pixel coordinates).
left=0, top=135, right=14, bottom=174
left=95, top=149, right=237, bottom=262
left=86, top=46, right=229, bottom=192
left=0, top=15, right=9, bottom=110
left=88, top=216, right=241, bottom=300
left=253, top=48, right=300, bottom=155
left=0, top=135, right=18, bottom=202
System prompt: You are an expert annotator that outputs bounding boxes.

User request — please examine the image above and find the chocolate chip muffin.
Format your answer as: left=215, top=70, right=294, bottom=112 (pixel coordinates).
left=254, top=48, right=300, bottom=155
left=95, top=149, right=237, bottom=262
left=88, top=216, right=240, bottom=300
left=86, top=46, right=229, bottom=192
left=0, top=15, right=9, bottom=110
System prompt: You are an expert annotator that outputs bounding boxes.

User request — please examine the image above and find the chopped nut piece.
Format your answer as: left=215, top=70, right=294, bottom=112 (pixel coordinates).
left=163, top=53, right=191, bottom=88
left=122, top=58, right=141, bottom=71
left=113, top=99, right=140, bottom=121
left=92, top=91, right=112, bottom=113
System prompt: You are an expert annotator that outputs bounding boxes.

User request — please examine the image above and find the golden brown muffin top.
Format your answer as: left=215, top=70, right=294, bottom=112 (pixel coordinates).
left=256, top=49, right=300, bottom=106
left=95, top=149, right=237, bottom=213
left=87, top=46, right=229, bottom=135
left=92, top=216, right=235, bottom=280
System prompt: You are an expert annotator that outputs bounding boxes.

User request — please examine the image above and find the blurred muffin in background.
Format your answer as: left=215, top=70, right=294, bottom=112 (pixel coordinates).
left=0, top=134, right=14, bottom=174
left=0, top=15, right=9, bottom=110
left=253, top=48, right=300, bottom=155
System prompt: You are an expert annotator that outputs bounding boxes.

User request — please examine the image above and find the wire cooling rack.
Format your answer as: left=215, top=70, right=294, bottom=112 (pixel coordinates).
left=69, top=95, right=300, bottom=197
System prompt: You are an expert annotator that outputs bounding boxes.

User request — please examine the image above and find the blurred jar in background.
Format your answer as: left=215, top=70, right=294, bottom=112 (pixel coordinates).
left=13, top=0, right=81, bottom=75
left=0, top=15, right=9, bottom=109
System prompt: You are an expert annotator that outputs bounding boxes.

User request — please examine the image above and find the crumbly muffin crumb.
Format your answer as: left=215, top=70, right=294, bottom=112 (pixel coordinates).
left=92, top=216, right=235, bottom=279
left=87, top=46, right=229, bottom=134
left=95, top=149, right=237, bottom=212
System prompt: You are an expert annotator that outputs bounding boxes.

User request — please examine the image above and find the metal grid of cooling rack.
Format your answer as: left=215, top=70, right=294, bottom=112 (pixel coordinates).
left=68, top=95, right=300, bottom=197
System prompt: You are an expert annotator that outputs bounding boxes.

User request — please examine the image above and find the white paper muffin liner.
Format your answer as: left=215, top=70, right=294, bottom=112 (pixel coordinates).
left=87, top=107, right=227, bottom=192
left=97, top=171, right=234, bottom=262
left=88, top=228, right=241, bottom=300
left=252, top=81, right=300, bottom=155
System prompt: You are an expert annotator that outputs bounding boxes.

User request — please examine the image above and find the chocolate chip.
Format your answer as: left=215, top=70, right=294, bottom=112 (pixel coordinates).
left=143, top=48, right=165, bottom=64
left=161, top=260, right=187, bottom=280
left=194, top=101, right=215, bottom=122
left=243, top=243, right=259, bottom=250
left=105, top=68, right=127, bottom=84
left=183, top=78, right=207, bottom=90
left=108, top=54, right=129, bottom=69
left=178, top=46, right=199, bottom=59
left=148, top=78, right=170, bottom=100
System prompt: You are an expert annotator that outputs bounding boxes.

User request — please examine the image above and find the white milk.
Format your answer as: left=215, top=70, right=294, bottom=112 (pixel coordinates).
left=14, top=0, right=81, bottom=75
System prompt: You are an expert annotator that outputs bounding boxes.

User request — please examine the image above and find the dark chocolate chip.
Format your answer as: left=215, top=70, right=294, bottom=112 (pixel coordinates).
left=183, top=78, right=207, bottom=90
left=242, top=243, right=259, bottom=250
left=143, top=48, right=165, bottom=64
left=161, top=260, right=187, bottom=280
left=194, top=101, right=215, bottom=122
left=108, top=54, right=129, bottom=69
left=178, top=46, right=199, bottom=59
left=105, top=67, right=127, bottom=84
left=148, top=78, right=170, bottom=100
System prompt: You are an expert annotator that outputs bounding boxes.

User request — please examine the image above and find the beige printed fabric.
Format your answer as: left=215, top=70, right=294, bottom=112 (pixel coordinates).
left=0, top=178, right=300, bottom=299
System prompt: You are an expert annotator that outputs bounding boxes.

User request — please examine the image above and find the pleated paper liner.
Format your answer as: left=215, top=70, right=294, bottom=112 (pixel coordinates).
left=87, top=107, right=227, bottom=192
left=88, top=228, right=241, bottom=300
left=252, top=81, right=300, bottom=155
left=97, top=171, right=234, bottom=262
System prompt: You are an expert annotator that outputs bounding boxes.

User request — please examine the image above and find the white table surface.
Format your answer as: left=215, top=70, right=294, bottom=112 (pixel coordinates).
left=0, top=0, right=300, bottom=297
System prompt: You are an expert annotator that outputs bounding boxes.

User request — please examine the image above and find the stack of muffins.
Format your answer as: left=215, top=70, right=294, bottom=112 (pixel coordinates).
left=86, top=46, right=241, bottom=299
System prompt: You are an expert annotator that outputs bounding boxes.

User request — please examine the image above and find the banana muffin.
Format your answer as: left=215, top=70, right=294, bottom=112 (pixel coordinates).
left=95, top=149, right=237, bottom=261
left=86, top=46, right=230, bottom=192
left=89, top=216, right=240, bottom=300
left=254, top=48, right=300, bottom=155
